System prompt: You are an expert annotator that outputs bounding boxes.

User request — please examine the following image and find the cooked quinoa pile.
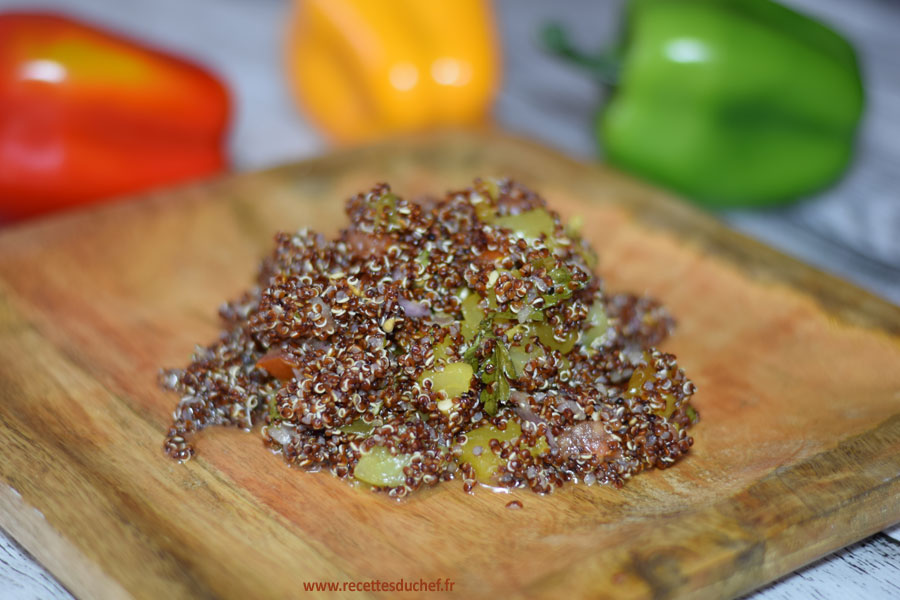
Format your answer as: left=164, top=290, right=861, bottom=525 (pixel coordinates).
left=163, top=180, right=698, bottom=497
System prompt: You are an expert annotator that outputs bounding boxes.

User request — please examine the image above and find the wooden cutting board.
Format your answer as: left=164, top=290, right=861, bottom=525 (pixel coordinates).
left=0, top=130, right=898, bottom=600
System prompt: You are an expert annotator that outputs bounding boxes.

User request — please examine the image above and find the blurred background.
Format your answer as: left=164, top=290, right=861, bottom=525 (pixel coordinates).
left=0, top=0, right=900, bottom=303
left=0, top=1, right=898, bottom=598
left=0, top=0, right=897, bottom=304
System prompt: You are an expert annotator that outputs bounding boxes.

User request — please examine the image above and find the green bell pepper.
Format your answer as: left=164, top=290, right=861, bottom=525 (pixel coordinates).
left=544, top=0, right=864, bottom=208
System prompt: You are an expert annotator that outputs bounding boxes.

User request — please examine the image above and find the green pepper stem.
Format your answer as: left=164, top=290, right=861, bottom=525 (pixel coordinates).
left=541, top=23, right=620, bottom=85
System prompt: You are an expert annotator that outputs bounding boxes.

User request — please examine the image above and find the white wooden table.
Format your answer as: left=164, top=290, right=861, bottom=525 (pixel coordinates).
left=0, top=0, right=896, bottom=598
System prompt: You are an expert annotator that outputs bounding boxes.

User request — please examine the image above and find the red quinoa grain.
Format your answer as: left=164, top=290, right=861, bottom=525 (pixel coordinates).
left=162, top=180, right=699, bottom=496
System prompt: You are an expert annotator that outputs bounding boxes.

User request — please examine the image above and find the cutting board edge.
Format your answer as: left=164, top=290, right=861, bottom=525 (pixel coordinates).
left=0, top=484, right=130, bottom=600
left=536, top=411, right=900, bottom=600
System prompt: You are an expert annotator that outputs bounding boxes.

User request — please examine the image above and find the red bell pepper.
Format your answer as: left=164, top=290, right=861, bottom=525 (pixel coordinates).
left=0, top=12, right=231, bottom=221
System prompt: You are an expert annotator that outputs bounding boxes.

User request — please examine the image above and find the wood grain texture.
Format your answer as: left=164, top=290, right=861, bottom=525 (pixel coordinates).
left=747, top=535, right=900, bottom=600
left=0, top=130, right=897, bottom=600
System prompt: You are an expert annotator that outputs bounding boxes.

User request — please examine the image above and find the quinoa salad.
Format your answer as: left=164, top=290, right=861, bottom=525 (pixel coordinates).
left=162, top=179, right=698, bottom=498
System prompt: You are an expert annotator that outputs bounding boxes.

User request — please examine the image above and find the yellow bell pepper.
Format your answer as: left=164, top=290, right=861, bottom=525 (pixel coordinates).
left=285, top=0, right=500, bottom=143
